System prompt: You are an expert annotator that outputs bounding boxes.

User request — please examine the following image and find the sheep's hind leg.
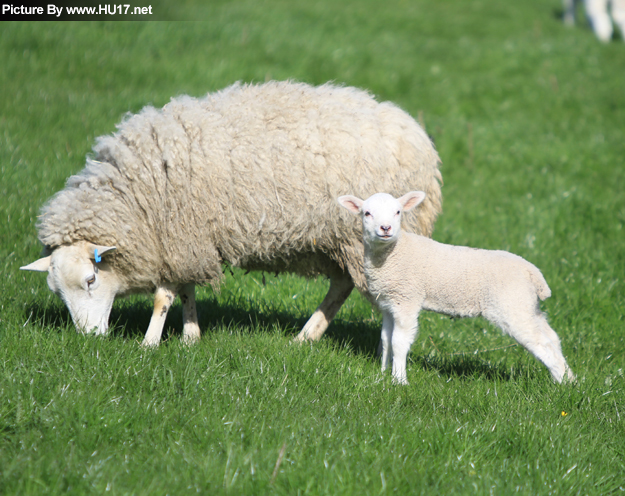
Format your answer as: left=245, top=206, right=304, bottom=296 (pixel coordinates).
left=294, top=271, right=354, bottom=342
left=586, top=0, right=613, bottom=41
left=563, top=0, right=576, bottom=25
left=142, top=286, right=176, bottom=347
left=180, top=283, right=201, bottom=344
left=612, top=0, right=625, bottom=40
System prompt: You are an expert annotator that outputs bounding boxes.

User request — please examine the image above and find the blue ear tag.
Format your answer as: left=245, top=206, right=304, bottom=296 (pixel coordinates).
left=94, top=249, right=102, bottom=263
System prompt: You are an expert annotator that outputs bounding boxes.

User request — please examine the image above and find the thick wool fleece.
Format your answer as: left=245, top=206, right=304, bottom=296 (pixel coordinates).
left=37, top=81, right=442, bottom=295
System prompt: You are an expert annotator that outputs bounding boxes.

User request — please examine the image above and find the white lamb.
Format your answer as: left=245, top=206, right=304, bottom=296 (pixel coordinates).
left=338, top=191, right=575, bottom=385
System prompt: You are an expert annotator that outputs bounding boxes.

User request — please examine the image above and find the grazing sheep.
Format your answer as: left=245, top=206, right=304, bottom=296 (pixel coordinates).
left=338, top=191, right=575, bottom=385
left=564, top=0, right=625, bottom=42
left=21, top=81, right=442, bottom=346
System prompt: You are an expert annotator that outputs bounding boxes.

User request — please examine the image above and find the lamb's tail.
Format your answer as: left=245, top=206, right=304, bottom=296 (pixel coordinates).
left=527, top=263, right=551, bottom=301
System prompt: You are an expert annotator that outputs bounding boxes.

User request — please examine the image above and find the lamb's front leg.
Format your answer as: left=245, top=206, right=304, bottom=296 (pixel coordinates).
left=142, top=286, right=176, bottom=347
left=391, top=312, right=420, bottom=385
left=380, top=311, right=394, bottom=372
left=180, top=283, right=201, bottom=344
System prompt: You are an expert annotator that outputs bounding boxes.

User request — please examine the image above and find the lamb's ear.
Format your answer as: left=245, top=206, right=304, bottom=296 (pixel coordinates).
left=337, top=195, right=364, bottom=215
left=87, top=244, right=117, bottom=261
left=21, top=256, right=51, bottom=272
left=398, top=191, right=426, bottom=212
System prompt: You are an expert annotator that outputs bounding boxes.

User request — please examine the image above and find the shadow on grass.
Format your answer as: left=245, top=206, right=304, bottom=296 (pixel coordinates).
left=23, top=300, right=516, bottom=381
left=551, top=7, right=566, bottom=22
left=23, top=299, right=153, bottom=339
left=23, top=296, right=379, bottom=355
left=23, top=301, right=73, bottom=333
left=414, top=353, right=517, bottom=382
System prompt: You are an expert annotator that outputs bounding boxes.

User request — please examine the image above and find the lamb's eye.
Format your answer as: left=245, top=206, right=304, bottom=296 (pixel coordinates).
left=364, top=211, right=371, bottom=217
left=86, top=274, right=96, bottom=287
left=396, top=210, right=401, bottom=215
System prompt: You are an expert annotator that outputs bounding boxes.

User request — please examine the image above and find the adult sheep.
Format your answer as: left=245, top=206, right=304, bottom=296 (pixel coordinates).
left=21, top=81, right=442, bottom=346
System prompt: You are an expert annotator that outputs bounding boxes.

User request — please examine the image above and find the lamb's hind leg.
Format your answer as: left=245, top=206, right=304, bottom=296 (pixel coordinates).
left=294, top=271, right=354, bottom=342
left=498, top=310, right=575, bottom=383
left=180, top=283, right=201, bottom=344
left=536, top=317, right=576, bottom=382
left=142, top=286, right=176, bottom=347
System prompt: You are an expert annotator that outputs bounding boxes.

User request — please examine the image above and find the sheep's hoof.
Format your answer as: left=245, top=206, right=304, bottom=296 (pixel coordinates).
left=182, top=330, right=201, bottom=345
left=141, top=338, right=160, bottom=348
left=293, top=332, right=315, bottom=343
left=182, top=321, right=201, bottom=343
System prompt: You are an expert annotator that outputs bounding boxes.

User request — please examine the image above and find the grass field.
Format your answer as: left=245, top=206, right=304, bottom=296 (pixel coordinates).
left=1, top=1, right=625, bottom=494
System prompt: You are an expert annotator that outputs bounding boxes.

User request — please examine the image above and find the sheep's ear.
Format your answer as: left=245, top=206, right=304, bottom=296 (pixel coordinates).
left=87, top=244, right=117, bottom=261
left=398, top=191, right=426, bottom=212
left=21, top=256, right=51, bottom=272
left=337, top=195, right=364, bottom=215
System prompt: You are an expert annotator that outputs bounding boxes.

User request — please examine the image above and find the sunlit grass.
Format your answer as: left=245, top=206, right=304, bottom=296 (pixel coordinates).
left=1, top=1, right=624, bottom=493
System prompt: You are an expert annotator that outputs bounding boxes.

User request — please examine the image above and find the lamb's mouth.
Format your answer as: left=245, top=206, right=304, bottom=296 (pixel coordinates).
left=377, top=234, right=393, bottom=240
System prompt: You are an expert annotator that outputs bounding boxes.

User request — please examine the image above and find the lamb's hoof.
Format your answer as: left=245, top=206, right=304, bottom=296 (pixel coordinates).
left=392, top=375, right=409, bottom=386
left=564, top=368, right=577, bottom=384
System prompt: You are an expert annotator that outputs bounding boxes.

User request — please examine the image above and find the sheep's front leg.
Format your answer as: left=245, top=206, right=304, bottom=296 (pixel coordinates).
left=563, top=0, right=576, bottom=25
left=380, top=311, right=394, bottom=372
left=294, top=271, right=354, bottom=342
left=180, top=283, right=201, bottom=344
left=585, top=0, right=613, bottom=41
left=391, top=313, right=420, bottom=385
left=142, top=286, right=176, bottom=347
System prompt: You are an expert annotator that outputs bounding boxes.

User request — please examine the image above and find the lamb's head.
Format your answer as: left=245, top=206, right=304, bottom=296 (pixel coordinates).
left=21, top=242, right=121, bottom=335
left=338, top=191, right=426, bottom=247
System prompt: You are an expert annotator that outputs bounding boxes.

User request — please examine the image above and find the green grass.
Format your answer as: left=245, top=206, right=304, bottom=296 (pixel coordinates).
left=1, top=1, right=625, bottom=493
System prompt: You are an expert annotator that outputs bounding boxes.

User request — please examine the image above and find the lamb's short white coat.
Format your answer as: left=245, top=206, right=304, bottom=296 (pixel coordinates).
left=338, top=191, right=575, bottom=385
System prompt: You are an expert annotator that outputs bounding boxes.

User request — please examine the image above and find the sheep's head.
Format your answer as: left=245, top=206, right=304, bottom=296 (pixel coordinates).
left=21, top=242, right=121, bottom=335
left=338, top=191, right=426, bottom=247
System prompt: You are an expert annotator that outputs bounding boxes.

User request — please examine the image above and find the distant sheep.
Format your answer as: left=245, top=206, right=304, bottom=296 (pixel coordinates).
left=21, top=81, right=442, bottom=345
left=338, top=191, right=575, bottom=385
left=564, top=0, right=625, bottom=42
